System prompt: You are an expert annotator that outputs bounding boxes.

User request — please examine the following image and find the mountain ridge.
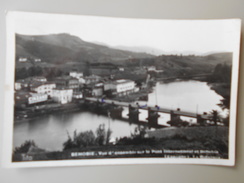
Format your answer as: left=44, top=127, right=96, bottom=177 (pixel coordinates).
left=16, top=33, right=154, bottom=64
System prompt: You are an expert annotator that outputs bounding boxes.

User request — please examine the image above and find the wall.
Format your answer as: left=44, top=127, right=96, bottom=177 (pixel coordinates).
left=0, top=0, right=243, bottom=183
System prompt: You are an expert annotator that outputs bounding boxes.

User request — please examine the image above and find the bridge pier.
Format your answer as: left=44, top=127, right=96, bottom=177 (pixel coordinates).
left=197, top=112, right=207, bottom=126
left=128, top=104, right=139, bottom=124
left=168, top=110, right=182, bottom=126
left=147, top=107, right=160, bottom=128
left=109, top=102, right=123, bottom=119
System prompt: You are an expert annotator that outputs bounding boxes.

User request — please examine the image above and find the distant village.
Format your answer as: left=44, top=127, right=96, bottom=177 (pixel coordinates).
left=15, top=57, right=162, bottom=110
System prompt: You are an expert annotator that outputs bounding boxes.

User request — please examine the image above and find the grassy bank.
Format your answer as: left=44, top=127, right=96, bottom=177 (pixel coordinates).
left=13, top=126, right=229, bottom=161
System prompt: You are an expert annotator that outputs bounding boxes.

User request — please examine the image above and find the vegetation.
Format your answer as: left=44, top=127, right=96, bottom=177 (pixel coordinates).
left=208, top=63, right=232, bottom=84
left=15, top=66, right=63, bottom=80
left=63, top=124, right=112, bottom=150
left=14, top=140, right=37, bottom=154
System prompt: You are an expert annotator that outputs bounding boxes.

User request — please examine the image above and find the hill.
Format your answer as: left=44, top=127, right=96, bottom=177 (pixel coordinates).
left=16, top=33, right=153, bottom=65
left=15, top=33, right=233, bottom=78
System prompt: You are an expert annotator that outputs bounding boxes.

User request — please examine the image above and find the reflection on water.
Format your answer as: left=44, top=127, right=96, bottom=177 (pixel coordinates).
left=14, top=112, right=138, bottom=151
left=13, top=80, right=225, bottom=151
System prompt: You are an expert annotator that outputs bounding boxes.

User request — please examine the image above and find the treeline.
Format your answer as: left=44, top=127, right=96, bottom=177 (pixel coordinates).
left=63, top=124, right=112, bottom=150
left=15, top=66, right=63, bottom=80
left=208, top=63, right=232, bottom=84
left=63, top=125, right=156, bottom=151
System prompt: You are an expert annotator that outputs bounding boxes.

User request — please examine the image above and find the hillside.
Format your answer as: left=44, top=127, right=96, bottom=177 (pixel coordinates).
left=15, top=33, right=233, bottom=78
left=16, top=33, right=153, bottom=64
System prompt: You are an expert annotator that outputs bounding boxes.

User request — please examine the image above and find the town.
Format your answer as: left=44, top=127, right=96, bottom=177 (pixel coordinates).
left=14, top=57, right=161, bottom=124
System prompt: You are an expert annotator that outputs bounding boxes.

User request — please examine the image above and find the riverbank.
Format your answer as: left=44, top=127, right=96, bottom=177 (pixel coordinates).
left=12, top=126, right=228, bottom=161
left=208, top=83, right=230, bottom=97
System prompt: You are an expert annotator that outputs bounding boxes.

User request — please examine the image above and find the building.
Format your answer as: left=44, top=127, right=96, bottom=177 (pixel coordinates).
left=92, top=83, right=104, bottom=97
left=32, top=76, right=47, bottom=83
left=28, top=93, right=48, bottom=105
left=70, top=71, right=83, bottom=78
left=82, top=83, right=104, bottom=97
left=69, top=71, right=85, bottom=84
left=15, top=79, right=30, bottom=90
left=30, top=81, right=56, bottom=96
left=15, top=82, right=22, bottom=90
left=15, top=91, right=30, bottom=106
left=34, top=58, right=41, bottom=62
left=15, top=77, right=47, bottom=90
left=84, top=75, right=101, bottom=84
left=73, top=91, right=83, bottom=99
left=54, top=76, right=79, bottom=90
left=147, top=66, right=156, bottom=71
left=18, top=57, right=28, bottom=62
left=104, top=79, right=135, bottom=96
left=15, top=91, right=48, bottom=106
left=52, top=88, right=73, bottom=104
left=119, top=67, right=124, bottom=72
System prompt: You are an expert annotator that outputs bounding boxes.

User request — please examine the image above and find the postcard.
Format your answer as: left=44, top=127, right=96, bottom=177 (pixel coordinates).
left=2, top=11, right=241, bottom=167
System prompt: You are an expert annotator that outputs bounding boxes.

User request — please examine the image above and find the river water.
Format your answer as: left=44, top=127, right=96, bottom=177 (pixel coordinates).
left=13, top=80, right=225, bottom=151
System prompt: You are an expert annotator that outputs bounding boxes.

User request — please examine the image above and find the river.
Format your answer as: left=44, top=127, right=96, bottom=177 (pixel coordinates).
left=13, top=80, right=226, bottom=151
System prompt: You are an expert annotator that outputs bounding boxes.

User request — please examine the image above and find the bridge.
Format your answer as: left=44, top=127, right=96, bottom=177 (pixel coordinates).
left=84, top=97, right=211, bottom=128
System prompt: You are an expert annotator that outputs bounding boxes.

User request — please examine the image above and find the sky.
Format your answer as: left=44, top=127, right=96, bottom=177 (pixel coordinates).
left=9, top=11, right=240, bottom=55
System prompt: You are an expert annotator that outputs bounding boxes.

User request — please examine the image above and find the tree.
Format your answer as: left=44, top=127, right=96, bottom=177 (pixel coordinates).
left=218, top=96, right=230, bottom=110
left=14, top=140, right=37, bottom=154
left=76, top=130, right=96, bottom=147
left=209, top=110, right=222, bottom=125
left=63, top=130, right=96, bottom=150
left=96, top=124, right=106, bottom=146
left=106, top=129, right=112, bottom=145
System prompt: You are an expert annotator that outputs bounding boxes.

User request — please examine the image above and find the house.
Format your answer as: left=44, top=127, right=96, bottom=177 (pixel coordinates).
left=69, top=71, right=85, bottom=84
left=82, top=83, right=104, bottom=97
left=18, top=57, right=28, bottom=62
left=92, top=83, right=104, bottom=97
left=15, top=77, right=47, bottom=90
left=69, top=71, right=83, bottom=78
left=147, top=66, right=156, bottom=71
left=73, top=91, right=83, bottom=99
left=15, top=79, right=30, bottom=89
left=34, top=58, right=41, bottom=62
left=30, top=81, right=56, bottom=97
left=54, top=76, right=79, bottom=90
left=15, top=82, right=22, bottom=90
left=119, top=67, right=124, bottom=72
left=84, top=75, right=101, bottom=84
left=15, top=91, right=31, bottom=106
left=32, top=76, right=47, bottom=83
left=52, top=88, right=73, bottom=104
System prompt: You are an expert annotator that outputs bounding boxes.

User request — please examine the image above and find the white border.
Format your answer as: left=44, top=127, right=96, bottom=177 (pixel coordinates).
left=2, top=11, right=241, bottom=168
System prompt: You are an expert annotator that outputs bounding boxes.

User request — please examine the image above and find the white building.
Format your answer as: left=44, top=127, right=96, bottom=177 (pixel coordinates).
left=69, top=71, right=86, bottom=84
left=30, top=82, right=56, bottom=96
left=119, top=67, right=124, bottom=71
left=85, top=75, right=101, bottom=84
left=34, top=58, right=41, bottom=62
left=15, top=82, right=22, bottom=90
left=52, top=88, right=73, bottom=104
left=70, top=71, right=83, bottom=78
left=92, top=84, right=103, bottom=97
left=32, top=76, right=47, bottom=83
left=18, top=57, right=28, bottom=62
left=147, top=66, right=156, bottom=71
left=28, top=93, right=48, bottom=105
left=104, top=79, right=135, bottom=96
left=73, top=92, right=83, bottom=99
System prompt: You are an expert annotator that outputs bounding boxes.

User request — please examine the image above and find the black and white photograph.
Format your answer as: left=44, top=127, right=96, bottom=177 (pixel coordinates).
left=3, top=11, right=241, bottom=167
